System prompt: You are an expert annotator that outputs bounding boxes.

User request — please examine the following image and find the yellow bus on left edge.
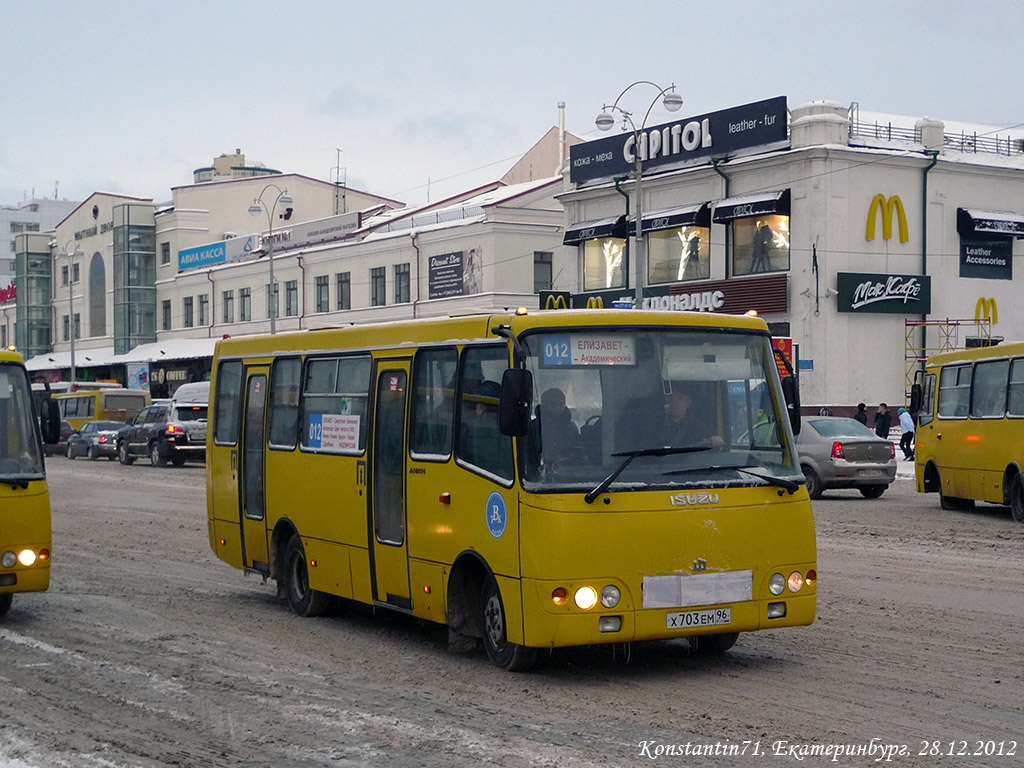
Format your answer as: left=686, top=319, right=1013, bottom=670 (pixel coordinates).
left=0, top=349, right=60, bottom=615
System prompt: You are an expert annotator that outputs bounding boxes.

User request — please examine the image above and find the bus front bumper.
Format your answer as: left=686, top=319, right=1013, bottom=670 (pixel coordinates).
left=521, top=578, right=816, bottom=649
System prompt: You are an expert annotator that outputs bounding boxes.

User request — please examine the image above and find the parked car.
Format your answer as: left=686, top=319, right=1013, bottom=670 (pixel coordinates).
left=117, top=401, right=207, bottom=467
left=43, top=420, right=74, bottom=457
left=66, top=420, right=127, bottom=461
left=797, top=416, right=896, bottom=499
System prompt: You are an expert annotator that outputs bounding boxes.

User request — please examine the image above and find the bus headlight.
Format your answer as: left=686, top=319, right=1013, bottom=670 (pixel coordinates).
left=18, top=550, right=37, bottom=567
left=769, top=573, right=786, bottom=595
left=787, top=571, right=804, bottom=593
left=600, top=585, right=620, bottom=609
left=1, top=551, right=16, bottom=568
left=574, top=586, right=598, bottom=610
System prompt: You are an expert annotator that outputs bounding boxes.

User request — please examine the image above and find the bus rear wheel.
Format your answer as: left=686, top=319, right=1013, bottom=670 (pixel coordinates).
left=480, top=574, right=538, bottom=671
left=1010, top=474, right=1024, bottom=524
left=0, top=593, right=12, bottom=616
left=283, top=534, right=331, bottom=618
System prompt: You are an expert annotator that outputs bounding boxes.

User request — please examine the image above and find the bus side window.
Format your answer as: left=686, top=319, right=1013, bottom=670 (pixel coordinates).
left=1010, top=360, right=1024, bottom=417
left=457, top=346, right=513, bottom=481
left=213, top=361, right=244, bottom=445
left=268, top=357, right=301, bottom=450
left=410, top=347, right=457, bottom=460
left=918, top=373, right=936, bottom=426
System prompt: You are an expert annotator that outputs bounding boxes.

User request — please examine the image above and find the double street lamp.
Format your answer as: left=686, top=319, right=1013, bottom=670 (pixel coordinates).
left=57, top=240, right=84, bottom=385
left=248, top=184, right=293, bottom=334
left=596, top=81, right=683, bottom=304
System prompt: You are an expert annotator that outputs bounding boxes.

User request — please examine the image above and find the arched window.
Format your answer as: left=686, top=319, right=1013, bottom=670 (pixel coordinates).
left=89, top=252, right=106, bottom=337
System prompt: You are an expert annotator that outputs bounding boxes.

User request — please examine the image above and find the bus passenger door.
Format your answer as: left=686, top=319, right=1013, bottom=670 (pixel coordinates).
left=240, top=367, right=271, bottom=573
left=370, top=361, right=412, bottom=609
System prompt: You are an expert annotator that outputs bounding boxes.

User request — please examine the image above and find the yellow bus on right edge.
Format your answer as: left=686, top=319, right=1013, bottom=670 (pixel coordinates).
left=913, top=341, right=1024, bottom=522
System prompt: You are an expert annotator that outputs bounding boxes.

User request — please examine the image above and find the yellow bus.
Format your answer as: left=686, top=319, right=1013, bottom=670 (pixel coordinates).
left=207, top=309, right=817, bottom=669
left=1, top=350, right=59, bottom=615
left=912, top=341, right=1024, bottom=522
left=55, top=387, right=150, bottom=431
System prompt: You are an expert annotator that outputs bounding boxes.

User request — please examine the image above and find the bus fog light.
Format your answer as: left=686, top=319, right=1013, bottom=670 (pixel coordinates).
left=767, top=602, right=787, bottom=619
left=574, top=586, right=598, bottom=610
left=787, top=571, right=804, bottom=593
left=600, top=585, right=620, bottom=608
left=598, top=616, right=622, bottom=633
left=1, top=551, right=16, bottom=569
left=769, top=573, right=785, bottom=595
left=18, top=550, right=37, bottom=567
left=805, top=570, right=817, bottom=587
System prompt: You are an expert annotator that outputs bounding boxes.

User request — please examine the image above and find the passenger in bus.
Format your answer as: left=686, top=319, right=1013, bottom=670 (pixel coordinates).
left=527, top=388, right=583, bottom=474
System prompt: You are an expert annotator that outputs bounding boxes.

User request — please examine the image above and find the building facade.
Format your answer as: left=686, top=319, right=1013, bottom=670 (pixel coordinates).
left=561, top=98, right=1024, bottom=411
left=1, top=197, right=80, bottom=347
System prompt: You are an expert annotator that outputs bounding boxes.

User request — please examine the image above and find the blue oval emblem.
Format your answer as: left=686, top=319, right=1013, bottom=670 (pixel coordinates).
left=485, top=491, right=507, bottom=538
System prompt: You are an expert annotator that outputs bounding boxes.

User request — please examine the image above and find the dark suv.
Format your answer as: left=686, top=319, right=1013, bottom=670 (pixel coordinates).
left=117, top=402, right=207, bottom=467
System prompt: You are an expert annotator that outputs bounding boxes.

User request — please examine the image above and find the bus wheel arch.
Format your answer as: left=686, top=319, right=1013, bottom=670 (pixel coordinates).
left=269, top=519, right=299, bottom=584
left=446, top=550, right=489, bottom=645
left=0, top=593, right=12, bottom=616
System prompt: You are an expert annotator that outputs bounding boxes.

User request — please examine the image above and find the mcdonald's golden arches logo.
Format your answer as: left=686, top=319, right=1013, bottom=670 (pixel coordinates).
left=544, top=294, right=568, bottom=310
left=586, top=296, right=605, bottom=309
left=866, top=194, right=909, bottom=243
left=974, top=297, right=998, bottom=324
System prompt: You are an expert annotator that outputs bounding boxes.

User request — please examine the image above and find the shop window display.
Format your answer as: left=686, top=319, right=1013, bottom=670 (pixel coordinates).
left=648, top=226, right=710, bottom=283
left=582, top=237, right=626, bottom=291
left=732, top=215, right=790, bottom=275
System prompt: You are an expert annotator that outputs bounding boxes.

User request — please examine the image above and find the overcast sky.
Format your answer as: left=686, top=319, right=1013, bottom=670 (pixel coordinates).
left=2, top=1, right=1021, bottom=210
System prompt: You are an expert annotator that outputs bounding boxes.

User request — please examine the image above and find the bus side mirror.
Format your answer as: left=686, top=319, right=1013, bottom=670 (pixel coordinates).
left=782, top=376, right=801, bottom=436
left=41, top=399, right=60, bottom=444
left=499, top=368, right=532, bottom=437
left=909, top=383, right=922, bottom=414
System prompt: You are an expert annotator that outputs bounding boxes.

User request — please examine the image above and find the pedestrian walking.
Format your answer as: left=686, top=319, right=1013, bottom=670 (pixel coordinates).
left=853, top=403, right=868, bottom=425
left=874, top=403, right=892, bottom=439
left=898, top=407, right=915, bottom=460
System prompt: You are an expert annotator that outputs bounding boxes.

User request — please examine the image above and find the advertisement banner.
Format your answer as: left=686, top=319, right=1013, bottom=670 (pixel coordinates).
left=959, top=237, right=1012, bottom=280
left=836, top=272, right=931, bottom=314
left=428, top=252, right=465, bottom=299
left=178, top=242, right=226, bottom=271
left=569, top=96, right=788, bottom=184
left=126, top=362, right=150, bottom=390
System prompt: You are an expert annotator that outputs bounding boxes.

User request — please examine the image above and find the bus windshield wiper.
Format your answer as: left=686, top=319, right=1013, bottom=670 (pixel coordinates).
left=0, top=474, right=36, bottom=489
left=584, top=445, right=712, bottom=504
left=663, top=464, right=800, bottom=494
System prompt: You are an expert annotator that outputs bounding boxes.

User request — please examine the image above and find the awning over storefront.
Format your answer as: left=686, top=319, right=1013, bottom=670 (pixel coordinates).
left=641, top=202, right=712, bottom=233
left=562, top=215, right=628, bottom=245
left=956, top=207, right=1024, bottom=238
left=25, top=338, right=218, bottom=372
left=712, top=189, right=790, bottom=223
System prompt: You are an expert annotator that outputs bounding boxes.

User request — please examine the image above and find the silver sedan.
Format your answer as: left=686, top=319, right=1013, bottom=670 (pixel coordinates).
left=797, top=417, right=896, bottom=499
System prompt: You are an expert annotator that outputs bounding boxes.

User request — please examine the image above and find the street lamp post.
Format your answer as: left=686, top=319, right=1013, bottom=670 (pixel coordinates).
left=59, top=240, right=85, bottom=385
left=596, top=82, right=683, bottom=305
left=248, top=184, right=293, bottom=334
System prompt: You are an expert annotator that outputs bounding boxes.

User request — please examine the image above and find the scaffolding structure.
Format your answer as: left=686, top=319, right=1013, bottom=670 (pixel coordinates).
left=904, top=317, right=994, bottom=398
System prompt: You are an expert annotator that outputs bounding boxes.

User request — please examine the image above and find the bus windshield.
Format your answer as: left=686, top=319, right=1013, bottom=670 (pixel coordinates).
left=519, top=328, right=800, bottom=493
left=0, top=362, right=45, bottom=482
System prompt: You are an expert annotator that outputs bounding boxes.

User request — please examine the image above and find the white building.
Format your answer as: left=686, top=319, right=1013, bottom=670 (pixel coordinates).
left=560, top=98, right=1024, bottom=413
left=20, top=137, right=575, bottom=395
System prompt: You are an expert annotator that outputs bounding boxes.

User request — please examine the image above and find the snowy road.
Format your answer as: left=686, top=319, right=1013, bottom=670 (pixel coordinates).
left=1, top=457, right=1021, bottom=767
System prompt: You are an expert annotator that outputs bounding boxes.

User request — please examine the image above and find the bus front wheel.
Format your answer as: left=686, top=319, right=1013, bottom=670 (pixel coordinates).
left=689, top=632, right=739, bottom=655
left=0, top=593, right=11, bottom=615
left=283, top=534, right=331, bottom=618
left=1010, top=475, right=1024, bottom=524
left=480, top=574, right=538, bottom=671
